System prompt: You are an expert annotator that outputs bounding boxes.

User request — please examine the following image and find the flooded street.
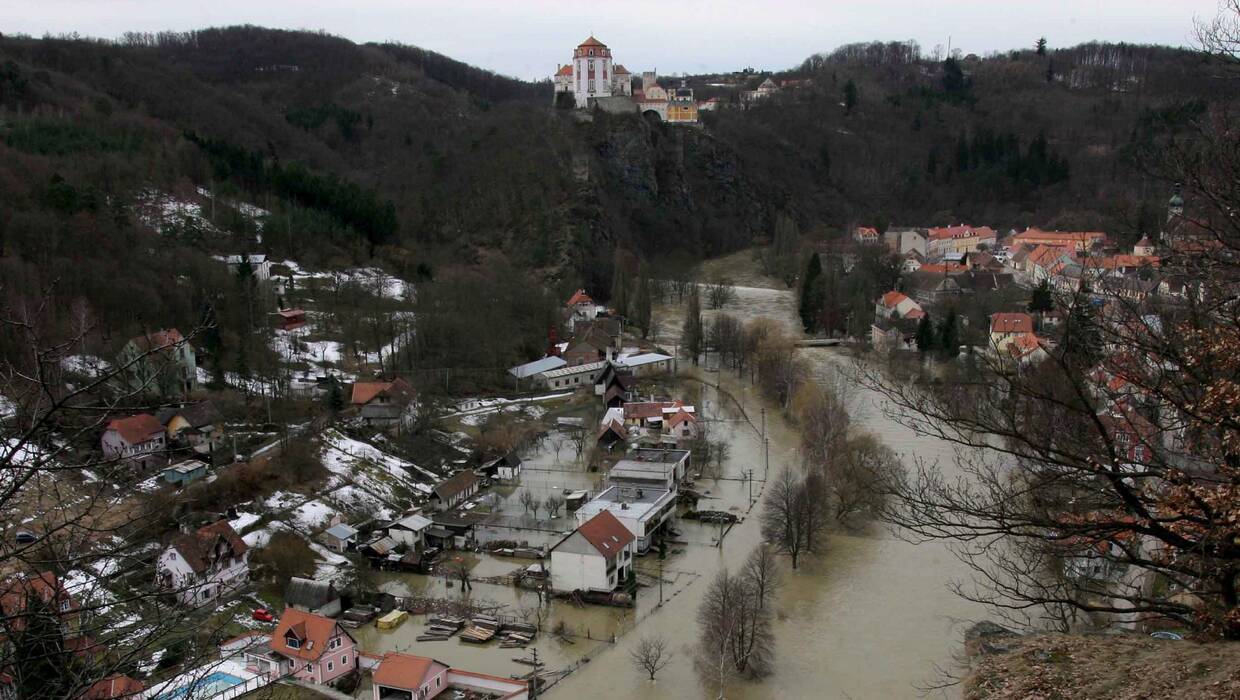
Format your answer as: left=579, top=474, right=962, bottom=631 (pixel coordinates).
left=550, top=285, right=990, bottom=699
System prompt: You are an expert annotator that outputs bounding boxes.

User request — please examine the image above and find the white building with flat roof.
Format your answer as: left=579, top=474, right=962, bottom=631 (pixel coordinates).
left=574, top=485, right=676, bottom=553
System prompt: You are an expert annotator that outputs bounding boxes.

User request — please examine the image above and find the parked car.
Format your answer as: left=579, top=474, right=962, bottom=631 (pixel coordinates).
left=252, top=608, right=275, bottom=623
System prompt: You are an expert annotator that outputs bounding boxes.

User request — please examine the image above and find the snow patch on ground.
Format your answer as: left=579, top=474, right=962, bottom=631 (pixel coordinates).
left=229, top=512, right=262, bottom=533
left=290, top=499, right=336, bottom=530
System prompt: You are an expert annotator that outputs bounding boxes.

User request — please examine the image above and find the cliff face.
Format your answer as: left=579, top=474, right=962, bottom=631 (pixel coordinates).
left=963, top=624, right=1240, bottom=700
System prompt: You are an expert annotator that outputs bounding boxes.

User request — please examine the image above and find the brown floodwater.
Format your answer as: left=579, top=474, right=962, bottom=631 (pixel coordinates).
left=547, top=285, right=990, bottom=699
left=357, top=285, right=988, bottom=699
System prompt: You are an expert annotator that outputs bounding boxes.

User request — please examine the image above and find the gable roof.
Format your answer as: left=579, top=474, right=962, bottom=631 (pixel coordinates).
left=578, top=36, right=607, bottom=49
left=167, top=521, right=248, bottom=575
left=284, top=577, right=339, bottom=610
left=432, top=470, right=478, bottom=501
left=880, top=291, right=910, bottom=308
left=350, top=378, right=415, bottom=406
left=126, top=329, right=187, bottom=354
left=165, top=401, right=223, bottom=429
left=598, top=419, right=629, bottom=442
left=928, top=225, right=997, bottom=241
left=666, top=409, right=697, bottom=428
left=270, top=608, right=350, bottom=662
left=373, top=653, right=448, bottom=691
left=566, top=289, right=594, bottom=307
left=555, top=64, right=573, bottom=76
left=990, top=312, right=1033, bottom=335
left=576, top=510, right=635, bottom=555
left=106, top=414, right=164, bottom=444
left=510, top=356, right=567, bottom=379
left=83, top=675, right=144, bottom=699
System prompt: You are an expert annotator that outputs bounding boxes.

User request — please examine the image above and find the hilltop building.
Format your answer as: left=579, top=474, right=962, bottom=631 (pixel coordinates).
left=552, top=37, right=699, bottom=123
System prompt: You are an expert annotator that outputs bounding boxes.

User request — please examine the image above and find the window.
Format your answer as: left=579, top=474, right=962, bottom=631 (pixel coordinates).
left=286, top=636, right=301, bottom=649
left=436, top=678, right=442, bottom=688
left=342, top=655, right=349, bottom=666
left=327, top=661, right=334, bottom=672
left=305, top=663, right=312, bottom=672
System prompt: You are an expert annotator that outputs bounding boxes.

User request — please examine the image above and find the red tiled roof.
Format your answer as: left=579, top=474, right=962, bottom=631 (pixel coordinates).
left=0, top=572, right=77, bottom=623
left=928, top=225, right=997, bottom=241
left=855, top=226, right=879, bottom=239
left=566, top=289, right=594, bottom=307
left=1008, top=333, right=1044, bottom=360
left=598, top=419, right=628, bottom=441
left=915, top=263, right=966, bottom=274
left=666, top=410, right=696, bottom=428
left=555, top=65, right=572, bottom=76
left=880, top=291, right=909, bottom=308
left=350, top=379, right=414, bottom=406
left=990, top=312, right=1034, bottom=335
left=168, top=521, right=248, bottom=575
left=624, top=400, right=680, bottom=420
left=84, top=675, right=144, bottom=699
left=106, top=413, right=163, bottom=445
left=127, top=328, right=186, bottom=353
left=904, top=308, right=926, bottom=320
left=613, top=64, right=630, bottom=74
left=270, top=608, right=350, bottom=662
left=577, top=510, right=634, bottom=555
left=1012, top=228, right=1107, bottom=247
left=577, top=36, right=607, bottom=48
left=374, top=653, right=447, bottom=691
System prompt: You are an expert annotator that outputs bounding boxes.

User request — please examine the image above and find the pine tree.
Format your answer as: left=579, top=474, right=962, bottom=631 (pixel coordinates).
left=633, top=274, right=653, bottom=338
left=799, top=253, right=824, bottom=333
left=610, top=265, right=631, bottom=318
left=915, top=313, right=936, bottom=352
left=1036, top=37, right=1048, bottom=56
left=843, top=79, right=858, bottom=114
left=1063, top=287, right=1102, bottom=369
left=938, top=310, right=959, bottom=357
left=682, top=288, right=704, bottom=365
left=327, top=378, right=345, bottom=413
left=1028, top=279, right=1055, bottom=331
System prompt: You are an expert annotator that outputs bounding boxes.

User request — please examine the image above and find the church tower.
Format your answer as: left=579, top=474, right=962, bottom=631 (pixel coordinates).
left=571, top=36, right=613, bottom=108
left=1161, top=183, right=1185, bottom=243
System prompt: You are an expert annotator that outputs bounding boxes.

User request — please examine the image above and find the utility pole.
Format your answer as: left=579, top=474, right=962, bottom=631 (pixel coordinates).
left=764, top=438, right=769, bottom=477
left=528, top=647, right=540, bottom=699
left=658, top=557, right=664, bottom=606
left=761, top=406, right=766, bottom=442
left=747, top=468, right=754, bottom=505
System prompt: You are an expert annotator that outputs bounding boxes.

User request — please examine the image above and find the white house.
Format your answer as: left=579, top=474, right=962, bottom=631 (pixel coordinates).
left=386, top=513, right=433, bottom=548
left=663, top=408, right=699, bottom=441
left=221, top=254, right=271, bottom=282
left=614, top=352, right=675, bottom=377
left=549, top=510, right=635, bottom=593
left=989, top=312, right=1035, bottom=353
left=156, top=521, right=249, bottom=606
left=573, top=486, right=676, bottom=554
left=101, top=413, right=166, bottom=468
left=536, top=360, right=607, bottom=391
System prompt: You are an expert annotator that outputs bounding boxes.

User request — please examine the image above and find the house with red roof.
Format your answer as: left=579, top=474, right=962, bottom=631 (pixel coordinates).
left=350, top=379, right=417, bottom=429
left=926, top=224, right=997, bottom=257
left=874, top=290, right=924, bottom=323
left=1011, top=227, right=1107, bottom=252
left=82, top=674, right=144, bottom=699
left=564, top=288, right=600, bottom=332
left=155, top=520, right=249, bottom=606
left=548, top=510, right=635, bottom=594
left=989, top=312, right=1035, bottom=352
left=663, top=408, right=699, bottom=441
left=370, top=652, right=528, bottom=700
left=0, top=571, right=79, bottom=635
left=101, top=413, right=166, bottom=468
left=116, top=328, right=197, bottom=399
left=1006, top=333, right=1049, bottom=367
left=853, top=226, right=880, bottom=244
left=258, top=608, right=359, bottom=685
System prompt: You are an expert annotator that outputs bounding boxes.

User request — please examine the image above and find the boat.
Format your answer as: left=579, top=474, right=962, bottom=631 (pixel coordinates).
left=376, top=609, right=409, bottom=630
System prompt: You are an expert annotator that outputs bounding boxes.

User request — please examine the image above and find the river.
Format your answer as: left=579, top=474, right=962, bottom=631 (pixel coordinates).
left=548, top=284, right=990, bottom=699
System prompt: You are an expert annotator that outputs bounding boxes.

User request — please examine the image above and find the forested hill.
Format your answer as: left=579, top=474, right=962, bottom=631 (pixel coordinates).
left=0, top=26, right=1233, bottom=331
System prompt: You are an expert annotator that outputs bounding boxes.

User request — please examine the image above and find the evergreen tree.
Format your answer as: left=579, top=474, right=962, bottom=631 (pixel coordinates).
left=610, top=264, right=631, bottom=318
left=843, top=79, right=858, bottom=114
left=799, top=253, right=824, bottom=333
left=1063, top=287, right=1103, bottom=369
left=1036, top=37, right=1048, bottom=56
left=10, top=592, right=74, bottom=698
left=682, top=288, right=704, bottom=365
left=766, top=213, right=801, bottom=285
left=1028, top=279, right=1055, bottom=331
left=938, top=309, right=959, bottom=357
left=633, top=273, right=653, bottom=338
left=915, top=313, right=936, bottom=352
left=327, top=378, right=345, bottom=413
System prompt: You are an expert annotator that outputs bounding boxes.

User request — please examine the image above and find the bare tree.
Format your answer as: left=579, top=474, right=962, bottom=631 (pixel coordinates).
left=705, top=277, right=737, bottom=310
left=761, top=467, right=828, bottom=569
left=826, top=434, right=904, bottom=525
left=543, top=494, right=565, bottom=519
left=0, top=294, right=244, bottom=697
left=518, top=490, right=539, bottom=518
left=629, top=636, right=673, bottom=680
left=694, top=545, right=781, bottom=688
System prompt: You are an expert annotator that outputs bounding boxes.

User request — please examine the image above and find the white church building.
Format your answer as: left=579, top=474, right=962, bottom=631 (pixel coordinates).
left=553, top=36, right=633, bottom=108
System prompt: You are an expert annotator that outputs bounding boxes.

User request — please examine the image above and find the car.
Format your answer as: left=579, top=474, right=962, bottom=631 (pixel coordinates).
left=251, top=608, right=275, bottom=623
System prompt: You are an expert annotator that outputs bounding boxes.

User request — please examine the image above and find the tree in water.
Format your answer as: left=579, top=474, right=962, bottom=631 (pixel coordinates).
left=798, top=253, right=824, bottom=333
left=915, top=312, right=936, bottom=352
left=682, top=287, right=704, bottom=365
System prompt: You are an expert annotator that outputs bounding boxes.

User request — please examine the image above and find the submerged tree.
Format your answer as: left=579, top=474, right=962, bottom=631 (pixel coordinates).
left=682, top=287, right=704, bottom=365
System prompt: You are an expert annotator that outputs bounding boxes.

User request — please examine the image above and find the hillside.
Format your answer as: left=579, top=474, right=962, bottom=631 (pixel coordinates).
left=965, top=626, right=1240, bottom=699
left=0, top=27, right=1235, bottom=352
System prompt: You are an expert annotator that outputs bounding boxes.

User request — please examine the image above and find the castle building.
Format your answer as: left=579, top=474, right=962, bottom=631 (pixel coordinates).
left=554, top=36, right=632, bottom=108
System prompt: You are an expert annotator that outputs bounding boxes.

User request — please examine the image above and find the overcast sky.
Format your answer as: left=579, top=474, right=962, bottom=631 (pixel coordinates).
left=3, top=0, right=1223, bottom=80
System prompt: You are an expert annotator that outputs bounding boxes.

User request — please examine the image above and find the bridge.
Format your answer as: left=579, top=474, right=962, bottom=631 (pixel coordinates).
left=795, top=338, right=846, bottom=348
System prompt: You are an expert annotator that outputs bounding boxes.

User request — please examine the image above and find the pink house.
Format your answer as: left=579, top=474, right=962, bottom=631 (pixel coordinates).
left=266, top=608, right=359, bottom=685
